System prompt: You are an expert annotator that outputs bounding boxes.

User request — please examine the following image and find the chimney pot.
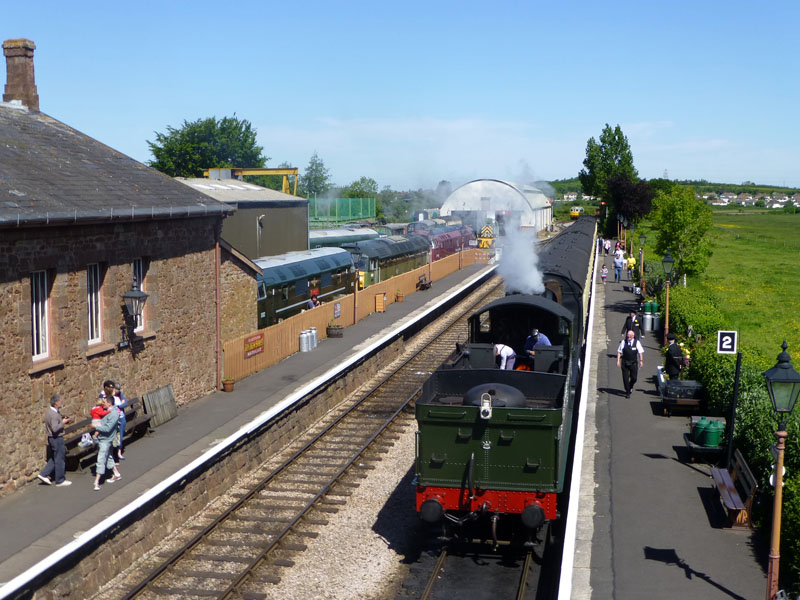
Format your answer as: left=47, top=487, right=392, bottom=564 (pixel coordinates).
left=3, top=38, right=39, bottom=111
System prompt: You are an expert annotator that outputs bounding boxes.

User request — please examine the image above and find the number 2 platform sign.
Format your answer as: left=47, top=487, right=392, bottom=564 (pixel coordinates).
left=717, top=330, right=738, bottom=354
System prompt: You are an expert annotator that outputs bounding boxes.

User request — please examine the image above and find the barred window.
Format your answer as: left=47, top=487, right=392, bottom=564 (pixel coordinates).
left=31, top=270, right=49, bottom=359
left=87, top=264, right=102, bottom=344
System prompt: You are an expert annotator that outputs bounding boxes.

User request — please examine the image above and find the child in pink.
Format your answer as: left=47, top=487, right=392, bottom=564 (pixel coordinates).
left=600, top=265, right=608, bottom=285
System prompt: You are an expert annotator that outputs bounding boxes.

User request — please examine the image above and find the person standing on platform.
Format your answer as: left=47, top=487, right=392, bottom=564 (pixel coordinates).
left=92, top=394, right=121, bottom=490
left=613, top=254, right=625, bottom=283
left=604, top=239, right=611, bottom=256
left=627, top=254, right=636, bottom=280
left=616, top=329, right=644, bottom=398
left=306, top=294, right=320, bottom=309
left=38, top=394, right=72, bottom=487
left=600, top=264, right=608, bottom=285
left=621, top=310, right=643, bottom=339
left=665, top=333, right=684, bottom=378
left=494, top=343, right=516, bottom=370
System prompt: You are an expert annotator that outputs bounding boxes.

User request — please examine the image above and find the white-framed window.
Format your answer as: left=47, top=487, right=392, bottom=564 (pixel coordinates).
left=31, top=270, right=49, bottom=359
left=87, top=263, right=102, bottom=344
left=133, top=258, right=145, bottom=332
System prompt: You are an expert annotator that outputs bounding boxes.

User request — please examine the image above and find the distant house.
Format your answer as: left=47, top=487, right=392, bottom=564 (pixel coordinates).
left=737, top=193, right=752, bottom=205
left=773, top=193, right=788, bottom=203
left=563, top=192, right=578, bottom=202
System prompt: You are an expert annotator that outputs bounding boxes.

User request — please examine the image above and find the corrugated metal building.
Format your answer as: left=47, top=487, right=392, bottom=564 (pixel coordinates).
left=440, top=179, right=553, bottom=233
left=177, top=177, right=308, bottom=259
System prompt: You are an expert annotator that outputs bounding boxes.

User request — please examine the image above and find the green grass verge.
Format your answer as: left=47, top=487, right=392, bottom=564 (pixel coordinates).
left=696, top=211, right=800, bottom=359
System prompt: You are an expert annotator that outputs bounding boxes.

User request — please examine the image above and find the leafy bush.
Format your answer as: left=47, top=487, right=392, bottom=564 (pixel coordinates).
left=782, top=475, right=800, bottom=593
left=666, top=286, right=725, bottom=342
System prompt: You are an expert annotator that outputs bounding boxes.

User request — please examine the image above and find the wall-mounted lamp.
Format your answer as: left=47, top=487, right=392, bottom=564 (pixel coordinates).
left=119, top=277, right=148, bottom=349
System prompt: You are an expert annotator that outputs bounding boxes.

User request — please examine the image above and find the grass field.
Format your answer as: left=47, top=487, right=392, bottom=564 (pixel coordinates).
left=696, top=211, right=800, bottom=359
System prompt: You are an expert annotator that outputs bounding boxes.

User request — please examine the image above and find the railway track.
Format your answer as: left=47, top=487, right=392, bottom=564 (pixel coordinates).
left=113, top=275, right=505, bottom=600
left=406, top=542, right=541, bottom=600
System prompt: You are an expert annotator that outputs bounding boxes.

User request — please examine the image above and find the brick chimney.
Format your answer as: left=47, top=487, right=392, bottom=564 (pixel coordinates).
left=3, top=38, right=39, bottom=111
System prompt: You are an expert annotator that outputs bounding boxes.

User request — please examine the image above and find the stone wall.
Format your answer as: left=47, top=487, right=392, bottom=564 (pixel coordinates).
left=220, top=247, right=259, bottom=343
left=0, top=217, right=221, bottom=497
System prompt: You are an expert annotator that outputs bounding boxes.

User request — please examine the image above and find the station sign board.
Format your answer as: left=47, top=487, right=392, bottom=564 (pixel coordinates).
left=716, top=330, right=738, bottom=355
left=244, top=333, right=265, bottom=359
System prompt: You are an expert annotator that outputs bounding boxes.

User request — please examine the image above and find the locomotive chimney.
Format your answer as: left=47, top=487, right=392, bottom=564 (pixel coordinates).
left=3, top=38, right=39, bottom=111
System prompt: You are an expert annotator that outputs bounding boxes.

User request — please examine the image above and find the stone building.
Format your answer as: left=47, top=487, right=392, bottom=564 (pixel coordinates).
left=0, top=39, right=238, bottom=496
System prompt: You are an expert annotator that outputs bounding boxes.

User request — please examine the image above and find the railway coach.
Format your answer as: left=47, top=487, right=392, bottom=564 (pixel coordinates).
left=414, top=217, right=596, bottom=546
left=342, top=235, right=430, bottom=289
left=255, top=247, right=356, bottom=327
left=308, top=227, right=380, bottom=249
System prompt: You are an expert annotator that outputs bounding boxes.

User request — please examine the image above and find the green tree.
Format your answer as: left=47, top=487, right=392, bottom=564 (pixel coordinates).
left=342, top=176, right=379, bottom=198
left=578, top=124, right=637, bottom=202
left=299, top=151, right=332, bottom=198
left=607, top=173, right=654, bottom=223
left=147, top=116, right=266, bottom=177
left=651, top=186, right=713, bottom=278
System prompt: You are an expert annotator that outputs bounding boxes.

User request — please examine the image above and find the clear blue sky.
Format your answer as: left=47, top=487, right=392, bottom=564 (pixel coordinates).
left=5, top=1, right=800, bottom=191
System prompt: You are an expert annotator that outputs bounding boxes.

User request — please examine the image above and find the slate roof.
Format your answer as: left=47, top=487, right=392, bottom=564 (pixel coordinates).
left=176, top=177, right=307, bottom=207
left=0, top=103, right=233, bottom=229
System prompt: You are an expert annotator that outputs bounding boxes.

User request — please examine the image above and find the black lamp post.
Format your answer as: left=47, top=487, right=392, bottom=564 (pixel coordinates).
left=119, top=277, right=148, bottom=349
left=638, top=234, right=646, bottom=296
left=763, top=341, right=800, bottom=600
left=661, top=252, right=674, bottom=345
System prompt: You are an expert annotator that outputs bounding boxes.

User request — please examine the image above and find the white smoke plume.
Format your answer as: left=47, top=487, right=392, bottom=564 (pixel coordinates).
left=497, top=228, right=544, bottom=295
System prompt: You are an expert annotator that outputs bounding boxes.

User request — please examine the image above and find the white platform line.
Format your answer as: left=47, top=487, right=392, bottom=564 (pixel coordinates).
left=558, top=254, right=599, bottom=599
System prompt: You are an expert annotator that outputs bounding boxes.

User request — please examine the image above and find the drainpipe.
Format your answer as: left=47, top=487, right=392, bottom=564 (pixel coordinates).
left=215, top=237, right=222, bottom=390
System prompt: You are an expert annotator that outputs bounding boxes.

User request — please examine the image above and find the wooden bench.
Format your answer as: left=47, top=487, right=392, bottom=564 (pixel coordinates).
left=417, top=274, right=432, bottom=290
left=710, top=448, right=758, bottom=528
left=65, top=397, right=152, bottom=471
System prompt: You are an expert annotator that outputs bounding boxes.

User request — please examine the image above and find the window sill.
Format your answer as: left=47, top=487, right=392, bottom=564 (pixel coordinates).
left=138, top=330, right=156, bottom=341
left=29, top=358, right=65, bottom=376
left=86, top=343, right=116, bottom=358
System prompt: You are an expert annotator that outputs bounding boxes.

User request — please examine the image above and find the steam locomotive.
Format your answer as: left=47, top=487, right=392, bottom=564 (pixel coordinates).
left=414, top=217, right=596, bottom=545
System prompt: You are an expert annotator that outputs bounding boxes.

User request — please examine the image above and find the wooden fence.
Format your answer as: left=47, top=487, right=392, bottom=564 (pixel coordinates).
left=223, top=248, right=489, bottom=382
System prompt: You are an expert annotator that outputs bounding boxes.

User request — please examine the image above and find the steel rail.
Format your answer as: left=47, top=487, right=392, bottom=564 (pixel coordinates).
left=421, top=549, right=448, bottom=600
left=516, top=550, right=534, bottom=600
left=122, top=275, right=503, bottom=599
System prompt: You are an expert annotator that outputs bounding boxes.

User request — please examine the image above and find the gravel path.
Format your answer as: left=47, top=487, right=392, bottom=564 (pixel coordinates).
left=259, top=421, right=419, bottom=599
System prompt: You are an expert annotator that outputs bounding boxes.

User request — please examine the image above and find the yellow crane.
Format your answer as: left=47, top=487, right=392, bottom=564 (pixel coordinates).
left=203, top=167, right=299, bottom=195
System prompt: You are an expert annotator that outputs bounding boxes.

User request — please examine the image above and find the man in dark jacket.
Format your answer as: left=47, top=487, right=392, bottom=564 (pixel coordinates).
left=665, top=333, right=684, bottom=378
left=621, top=310, right=643, bottom=339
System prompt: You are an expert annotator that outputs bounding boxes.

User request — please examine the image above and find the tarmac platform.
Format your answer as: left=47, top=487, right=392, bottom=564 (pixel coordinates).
left=569, top=257, right=766, bottom=599
left=0, top=253, right=771, bottom=599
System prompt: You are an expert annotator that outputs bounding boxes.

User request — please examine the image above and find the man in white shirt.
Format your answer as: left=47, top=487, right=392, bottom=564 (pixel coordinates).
left=616, top=329, right=644, bottom=398
left=494, top=343, right=516, bottom=370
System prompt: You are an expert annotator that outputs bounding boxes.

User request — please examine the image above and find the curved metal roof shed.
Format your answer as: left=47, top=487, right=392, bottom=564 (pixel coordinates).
left=439, top=179, right=552, bottom=232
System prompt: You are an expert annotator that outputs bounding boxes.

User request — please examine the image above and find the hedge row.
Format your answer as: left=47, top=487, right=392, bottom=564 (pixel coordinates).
left=675, top=301, right=800, bottom=591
